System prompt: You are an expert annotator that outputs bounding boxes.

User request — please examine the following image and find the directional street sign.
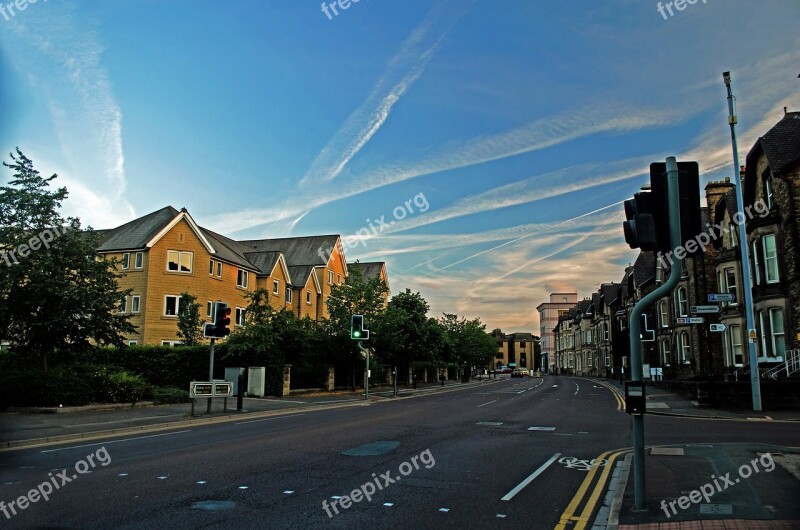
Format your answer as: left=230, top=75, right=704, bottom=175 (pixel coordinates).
left=709, top=324, right=727, bottom=332
left=708, top=293, right=735, bottom=302
left=692, top=305, right=721, bottom=314
left=676, top=317, right=705, bottom=324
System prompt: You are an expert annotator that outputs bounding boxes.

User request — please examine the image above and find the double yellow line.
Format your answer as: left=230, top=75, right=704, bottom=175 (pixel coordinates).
left=593, top=380, right=625, bottom=412
left=554, top=449, right=629, bottom=530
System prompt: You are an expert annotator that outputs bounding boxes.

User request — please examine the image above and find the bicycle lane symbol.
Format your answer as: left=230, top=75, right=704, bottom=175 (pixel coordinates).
left=558, top=456, right=608, bottom=471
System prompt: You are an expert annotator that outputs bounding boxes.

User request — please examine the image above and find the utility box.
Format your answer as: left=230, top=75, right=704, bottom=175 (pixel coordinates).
left=625, top=381, right=645, bottom=415
left=247, top=367, right=265, bottom=398
left=225, top=367, right=246, bottom=396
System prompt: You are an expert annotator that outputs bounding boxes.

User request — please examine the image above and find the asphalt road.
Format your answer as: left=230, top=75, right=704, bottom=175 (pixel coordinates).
left=1, top=376, right=798, bottom=529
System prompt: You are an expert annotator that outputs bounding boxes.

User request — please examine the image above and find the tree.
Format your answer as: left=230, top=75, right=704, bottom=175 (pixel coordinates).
left=373, top=289, right=430, bottom=374
left=0, top=149, right=135, bottom=371
left=438, top=313, right=496, bottom=372
left=325, top=264, right=389, bottom=389
left=176, top=292, right=203, bottom=346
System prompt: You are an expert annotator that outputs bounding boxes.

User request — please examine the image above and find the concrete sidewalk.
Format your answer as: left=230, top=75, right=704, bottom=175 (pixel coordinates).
left=612, top=443, right=800, bottom=529
left=596, top=378, right=800, bottom=422
left=0, top=377, right=501, bottom=449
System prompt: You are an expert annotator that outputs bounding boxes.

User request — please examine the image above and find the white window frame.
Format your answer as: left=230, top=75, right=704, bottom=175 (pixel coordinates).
left=763, top=234, right=779, bottom=284
left=675, top=287, right=688, bottom=318
left=659, top=300, right=668, bottom=328
left=285, top=287, right=292, bottom=303
left=207, top=301, right=213, bottom=317
left=769, top=307, right=785, bottom=358
left=724, top=268, right=738, bottom=307
left=729, top=324, right=743, bottom=366
left=273, top=279, right=280, bottom=294
left=237, top=269, right=249, bottom=288
left=216, top=261, right=222, bottom=277
left=164, top=295, right=180, bottom=317
left=660, top=339, right=670, bottom=366
left=235, top=307, right=246, bottom=327
left=131, top=295, right=141, bottom=314
left=119, top=296, right=127, bottom=313
left=752, top=241, right=761, bottom=285
left=161, top=340, right=183, bottom=347
left=765, top=176, right=773, bottom=210
left=679, top=332, right=690, bottom=364
left=209, top=259, right=215, bottom=275
left=167, top=250, right=193, bottom=273
left=134, top=251, right=144, bottom=269
left=329, top=270, right=334, bottom=285
left=121, top=252, right=130, bottom=270
left=128, top=340, right=138, bottom=346
left=306, top=290, right=312, bottom=305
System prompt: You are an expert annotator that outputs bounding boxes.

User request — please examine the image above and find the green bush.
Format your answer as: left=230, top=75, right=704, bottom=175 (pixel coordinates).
left=106, top=371, right=153, bottom=404
left=152, top=387, right=191, bottom=405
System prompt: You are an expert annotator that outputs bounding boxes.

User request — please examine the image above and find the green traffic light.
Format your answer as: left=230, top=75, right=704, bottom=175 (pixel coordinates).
left=353, top=331, right=361, bottom=338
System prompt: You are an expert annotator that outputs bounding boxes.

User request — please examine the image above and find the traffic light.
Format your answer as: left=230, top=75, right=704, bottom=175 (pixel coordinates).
left=649, top=162, right=701, bottom=254
left=351, top=314, right=369, bottom=340
left=204, top=301, right=231, bottom=338
left=641, top=314, right=655, bottom=342
left=623, top=192, right=658, bottom=251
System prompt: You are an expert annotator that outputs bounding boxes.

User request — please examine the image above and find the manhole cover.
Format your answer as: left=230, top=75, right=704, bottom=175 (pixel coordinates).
left=342, top=441, right=400, bottom=456
left=191, top=501, right=235, bottom=511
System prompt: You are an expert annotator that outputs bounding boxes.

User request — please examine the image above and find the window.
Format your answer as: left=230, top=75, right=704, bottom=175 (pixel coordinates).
left=119, top=296, right=127, bottom=313
left=128, top=340, right=138, bottom=346
left=764, top=175, right=773, bottom=210
left=769, top=308, right=785, bottom=358
left=164, top=295, right=179, bottom=316
left=167, top=250, right=193, bottom=273
left=660, top=340, right=670, bottom=366
left=207, top=301, right=213, bottom=317
left=121, top=252, right=130, bottom=269
left=216, top=261, right=222, bottom=277
left=752, top=240, right=762, bottom=285
left=306, top=290, right=312, bottom=305
left=329, top=271, right=334, bottom=285
left=658, top=300, right=668, bottom=328
left=602, top=323, right=609, bottom=341
left=209, top=259, right=215, bottom=275
left=237, top=269, right=249, bottom=288
left=285, top=287, right=292, bottom=303
left=273, top=280, right=279, bottom=294
left=338, top=274, right=342, bottom=285
left=678, top=332, right=690, bottom=364
left=727, top=324, right=743, bottom=366
left=763, top=235, right=779, bottom=283
left=235, top=307, right=246, bottom=327
left=134, top=252, right=144, bottom=269
left=161, top=340, right=183, bottom=347
left=131, top=296, right=141, bottom=314
left=724, top=268, right=738, bottom=306
left=674, top=287, right=688, bottom=318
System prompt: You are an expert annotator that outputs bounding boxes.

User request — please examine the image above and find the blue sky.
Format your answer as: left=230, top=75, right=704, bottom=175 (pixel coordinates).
left=1, top=0, right=798, bottom=333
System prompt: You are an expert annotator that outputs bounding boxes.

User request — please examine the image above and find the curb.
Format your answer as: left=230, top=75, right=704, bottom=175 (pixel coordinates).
left=606, top=453, right=632, bottom=530
left=0, top=376, right=505, bottom=452
left=7, top=402, right=159, bottom=414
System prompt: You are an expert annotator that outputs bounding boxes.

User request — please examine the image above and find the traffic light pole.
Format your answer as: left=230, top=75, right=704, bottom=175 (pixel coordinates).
left=207, top=337, right=216, bottom=414
left=363, top=343, right=369, bottom=401
left=629, top=156, right=684, bottom=510
left=723, top=71, right=762, bottom=411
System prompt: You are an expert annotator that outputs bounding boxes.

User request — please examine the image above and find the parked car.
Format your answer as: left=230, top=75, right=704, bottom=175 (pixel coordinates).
left=511, top=368, right=530, bottom=377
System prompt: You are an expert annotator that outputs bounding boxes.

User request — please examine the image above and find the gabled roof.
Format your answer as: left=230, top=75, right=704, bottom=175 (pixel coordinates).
left=350, top=261, right=385, bottom=280
left=601, top=283, right=621, bottom=307
left=243, top=251, right=286, bottom=278
left=632, top=252, right=656, bottom=288
left=97, top=206, right=180, bottom=251
left=745, top=111, right=800, bottom=202
left=239, top=235, right=343, bottom=268
left=200, top=227, right=260, bottom=271
left=287, top=265, right=322, bottom=292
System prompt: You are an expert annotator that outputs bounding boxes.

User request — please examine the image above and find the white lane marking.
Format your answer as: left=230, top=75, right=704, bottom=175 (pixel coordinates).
left=235, top=413, right=304, bottom=425
left=283, top=490, right=294, bottom=494
left=439, top=508, right=450, bottom=512
left=383, top=503, right=394, bottom=507
left=158, top=476, right=168, bottom=480
left=501, top=452, right=561, bottom=501
left=574, top=382, right=579, bottom=395
left=118, top=473, right=129, bottom=477
left=238, top=486, right=249, bottom=490
left=552, top=385, right=559, bottom=387
left=496, top=514, right=507, bottom=518
left=478, top=400, right=497, bottom=407
left=40, top=430, right=192, bottom=453
left=476, top=421, right=504, bottom=426
left=527, top=427, right=556, bottom=431
left=197, top=481, right=207, bottom=484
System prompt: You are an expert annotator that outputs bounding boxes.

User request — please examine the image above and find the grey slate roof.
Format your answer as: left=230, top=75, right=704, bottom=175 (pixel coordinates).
left=97, top=206, right=180, bottom=252
left=287, top=265, right=317, bottom=289
left=239, top=235, right=340, bottom=267
left=200, top=227, right=262, bottom=271
left=350, top=261, right=385, bottom=281
left=632, top=252, right=656, bottom=287
left=755, top=111, right=800, bottom=173
left=243, top=251, right=283, bottom=277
